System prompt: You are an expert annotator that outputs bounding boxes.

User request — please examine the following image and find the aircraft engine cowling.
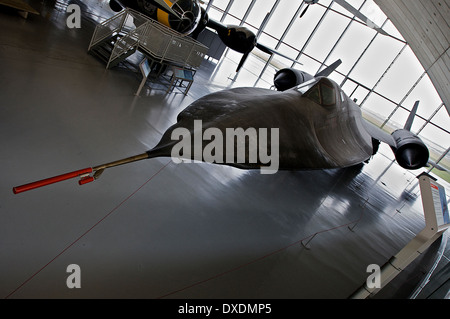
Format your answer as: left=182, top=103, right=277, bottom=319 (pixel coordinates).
left=109, top=0, right=123, bottom=12
left=274, top=68, right=314, bottom=91
left=390, top=129, right=429, bottom=170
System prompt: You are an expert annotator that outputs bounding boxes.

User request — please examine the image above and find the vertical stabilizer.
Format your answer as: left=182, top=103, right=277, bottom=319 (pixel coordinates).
left=315, top=59, right=342, bottom=77
left=404, top=100, right=420, bottom=131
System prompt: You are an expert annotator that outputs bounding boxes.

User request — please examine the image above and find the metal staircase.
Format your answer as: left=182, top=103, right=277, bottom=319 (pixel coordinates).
left=88, top=8, right=208, bottom=70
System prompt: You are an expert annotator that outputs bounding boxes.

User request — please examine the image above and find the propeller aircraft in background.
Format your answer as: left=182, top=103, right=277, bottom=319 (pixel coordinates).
left=106, top=0, right=390, bottom=71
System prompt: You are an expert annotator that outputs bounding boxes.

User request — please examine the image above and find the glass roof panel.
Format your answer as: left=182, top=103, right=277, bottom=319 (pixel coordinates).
left=349, top=34, right=405, bottom=88
left=303, top=10, right=351, bottom=63
left=227, top=0, right=253, bottom=21
left=282, top=4, right=328, bottom=52
left=262, top=0, right=299, bottom=39
left=325, top=21, right=374, bottom=75
left=206, top=0, right=229, bottom=21
left=375, top=46, right=425, bottom=103
left=244, top=0, right=277, bottom=28
left=359, top=0, right=387, bottom=26
left=401, top=75, right=444, bottom=119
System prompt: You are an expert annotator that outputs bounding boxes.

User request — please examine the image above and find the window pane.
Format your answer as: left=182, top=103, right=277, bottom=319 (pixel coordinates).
left=429, top=151, right=449, bottom=182
left=341, top=80, right=358, bottom=97
left=328, top=70, right=345, bottom=86
left=361, top=93, right=396, bottom=131
left=350, top=35, right=405, bottom=88
left=244, top=0, right=276, bottom=29
left=262, top=1, right=299, bottom=40
left=420, top=124, right=449, bottom=150
left=303, top=10, right=351, bottom=63
left=269, top=43, right=300, bottom=69
left=359, top=0, right=387, bottom=27
left=350, top=85, right=370, bottom=106
left=381, top=20, right=405, bottom=41
left=432, top=106, right=450, bottom=130
left=228, top=0, right=253, bottom=22
left=325, top=22, right=374, bottom=75
left=400, top=75, right=443, bottom=119
left=205, top=0, right=229, bottom=21
left=223, top=15, right=240, bottom=25
left=388, top=106, right=414, bottom=131
left=209, top=0, right=230, bottom=11
left=375, top=46, right=424, bottom=103
left=283, top=4, right=327, bottom=52
left=321, top=83, right=336, bottom=106
left=295, top=56, right=322, bottom=76
left=305, top=85, right=321, bottom=104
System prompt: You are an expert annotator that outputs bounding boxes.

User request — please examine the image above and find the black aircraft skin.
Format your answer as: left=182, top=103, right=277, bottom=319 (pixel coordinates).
left=108, top=0, right=303, bottom=71
left=12, top=61, right=431, bottom=194
left=145, top=70, right=428, bottom=172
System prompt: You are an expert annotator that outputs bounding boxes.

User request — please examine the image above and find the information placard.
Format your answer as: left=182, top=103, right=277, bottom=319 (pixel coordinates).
left=140, top=58, right=151, bottom=78
left=430, top=180, right=449, bottom=229
left=419, top=174, right=450, bottom=232
left=136, top=58, right=151, bottom=96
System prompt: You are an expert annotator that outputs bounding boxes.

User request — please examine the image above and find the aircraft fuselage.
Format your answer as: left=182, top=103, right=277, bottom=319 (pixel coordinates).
left=150, top=77, right=376, bottom=171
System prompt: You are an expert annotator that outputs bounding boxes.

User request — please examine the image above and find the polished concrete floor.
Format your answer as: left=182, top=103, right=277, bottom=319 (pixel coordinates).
left=1, top=0, right=449, bottom=299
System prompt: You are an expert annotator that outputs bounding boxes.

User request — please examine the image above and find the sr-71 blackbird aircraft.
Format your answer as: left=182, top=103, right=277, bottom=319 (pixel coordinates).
left=106, top=0, right=389, bottom=71
left=13, top=60, right=432, bottom=194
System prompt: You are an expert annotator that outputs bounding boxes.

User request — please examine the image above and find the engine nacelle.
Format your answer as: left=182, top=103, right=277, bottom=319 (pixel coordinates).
left=109, top=0, right=123, bottom=12
left=274, top=68, right=313, bottom=91
left=391, top=129, right=429, bottom=170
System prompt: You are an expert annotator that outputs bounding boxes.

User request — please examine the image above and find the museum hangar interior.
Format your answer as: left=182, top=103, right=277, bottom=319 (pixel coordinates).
left=0, top=0, right=449, bottom=299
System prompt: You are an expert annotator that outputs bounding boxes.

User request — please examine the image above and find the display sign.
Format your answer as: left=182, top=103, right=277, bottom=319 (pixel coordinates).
left=419, top=174, right=450, bottom=232
left=140, top=58, right=151, bottom=78
left=136, top=58, right=151, bottom=96
left=430, top=180, right=449, bottom=228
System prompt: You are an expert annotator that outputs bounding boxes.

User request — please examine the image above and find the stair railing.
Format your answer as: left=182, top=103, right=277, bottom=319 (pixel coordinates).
left=90, top=8, right=209, bottom=70
left=88, top=10, right=127, bottom=51
left=107, top=22, right=148, bottom=68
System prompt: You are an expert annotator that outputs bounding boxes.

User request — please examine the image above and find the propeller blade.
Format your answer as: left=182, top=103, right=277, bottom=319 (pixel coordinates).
left=299, top=5, right=310, bottom=18
left=236, top=52, right=250, bottom=72
left=257, top=12, right=271, bottom=37
left=153, top=0, right=182, bottom=19
left=255, top=43, right=273, bottom=55
left=255, top=43, right=303, bottom=66
left=333, top=0, right=389, bottom=36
